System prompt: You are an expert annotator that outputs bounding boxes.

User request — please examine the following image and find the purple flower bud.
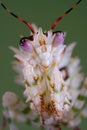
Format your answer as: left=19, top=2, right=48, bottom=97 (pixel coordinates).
left=19, top=38, right=33, bottom=52
left=54, top=32, right=65, bottom=46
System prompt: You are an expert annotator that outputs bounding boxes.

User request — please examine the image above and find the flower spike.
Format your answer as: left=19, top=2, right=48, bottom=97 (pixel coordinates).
left=0, top=1, right=35, bottom=33
left=51, top=0, right=82, bottom=30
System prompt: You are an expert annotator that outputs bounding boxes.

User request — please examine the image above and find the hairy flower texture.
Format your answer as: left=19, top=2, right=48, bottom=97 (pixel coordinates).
left=2, top=25, right=87, bottom=130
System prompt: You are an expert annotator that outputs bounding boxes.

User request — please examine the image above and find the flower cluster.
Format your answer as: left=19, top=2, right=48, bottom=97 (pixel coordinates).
left=1, top=25, right=87, bottom=130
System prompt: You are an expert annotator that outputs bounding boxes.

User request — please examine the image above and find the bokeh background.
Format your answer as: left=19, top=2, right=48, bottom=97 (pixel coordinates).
left=0, top=0, right=87, bottom=130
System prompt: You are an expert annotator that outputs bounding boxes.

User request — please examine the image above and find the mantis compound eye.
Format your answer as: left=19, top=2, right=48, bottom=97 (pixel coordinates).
left=19, top=37, right=33, bottom=52
left=54, top=31, right=65, bottom=46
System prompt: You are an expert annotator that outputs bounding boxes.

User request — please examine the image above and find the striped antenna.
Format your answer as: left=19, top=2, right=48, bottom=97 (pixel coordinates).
left=51, top=0, right=82, bottom=30
left=0, top=1, right=35, bottom=33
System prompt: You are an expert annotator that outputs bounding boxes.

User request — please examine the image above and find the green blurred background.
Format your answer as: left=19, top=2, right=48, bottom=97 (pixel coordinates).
left=0, top=0, right=87, bottom=129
